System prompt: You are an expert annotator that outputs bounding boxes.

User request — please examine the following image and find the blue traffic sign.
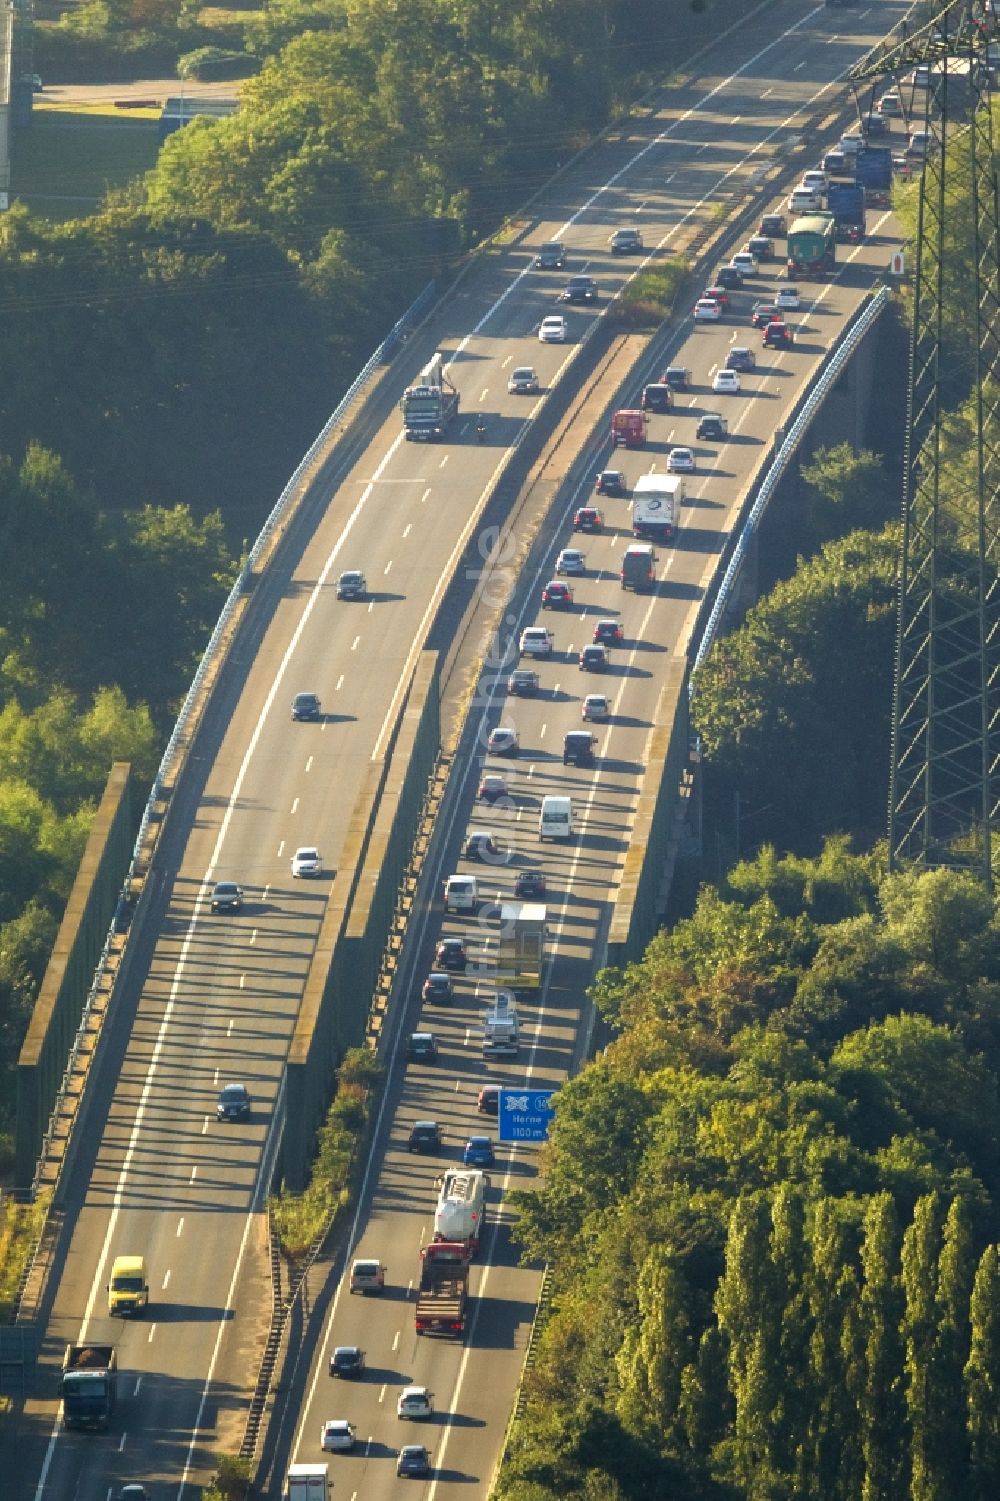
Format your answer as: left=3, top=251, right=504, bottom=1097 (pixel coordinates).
left=498, top=1088, right=557, bottom=1143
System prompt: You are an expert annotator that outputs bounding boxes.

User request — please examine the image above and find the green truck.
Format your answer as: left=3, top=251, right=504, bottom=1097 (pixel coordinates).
left=786, top=214, right=836, bottom=278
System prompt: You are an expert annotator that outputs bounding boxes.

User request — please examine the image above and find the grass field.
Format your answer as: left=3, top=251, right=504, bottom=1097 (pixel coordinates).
left=13, top=110, right=162, bottom=218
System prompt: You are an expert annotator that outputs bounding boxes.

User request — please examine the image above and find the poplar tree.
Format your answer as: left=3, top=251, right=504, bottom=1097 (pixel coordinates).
left=858, top=1194, right=906, bottom=1501
left=964, top=1244, right=1000, bottom=1499
left=616, top=1249, right=690, bottom=1449
left=901, top=1193, right=945, bottom=1501
left=715, top=1194, right=780, bottom=1497
left=932, top=1197, right=977, bottom=1494
left=804, top=1199, right=862, bottom=1498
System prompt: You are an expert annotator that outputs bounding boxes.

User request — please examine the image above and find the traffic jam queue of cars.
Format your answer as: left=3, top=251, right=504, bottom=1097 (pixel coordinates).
left=294, top=116, right=897, bottom=1482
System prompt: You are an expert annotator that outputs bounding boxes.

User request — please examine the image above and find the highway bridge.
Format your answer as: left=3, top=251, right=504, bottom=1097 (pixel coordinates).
left=16, top=3, right=910, bottom=1499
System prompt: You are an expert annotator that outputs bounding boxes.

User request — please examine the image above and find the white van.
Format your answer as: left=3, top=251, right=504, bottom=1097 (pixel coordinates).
left=788, top=187, right=823, bottom=215
left=444, top=874, right=478, bottom=913
left=539, top=795, right=573, bottom=841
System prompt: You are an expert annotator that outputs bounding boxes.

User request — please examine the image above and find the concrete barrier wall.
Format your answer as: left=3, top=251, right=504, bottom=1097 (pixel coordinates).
left=606, top=660, right=689, bottom=968
left=15, top=764, right=133, bottom=1190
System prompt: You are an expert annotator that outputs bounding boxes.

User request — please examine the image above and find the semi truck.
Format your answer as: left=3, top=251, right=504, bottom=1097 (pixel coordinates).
left=854, top=146, right=893, bottom=207
left=400, top=353, right=459, bottom=441
left=495, top=901, right=546, bottom=991
left=286, top=1464, right=331, bottom=1501
left=826, top=183, right=866, bottom=242
left=61, top=1344, right=117, bottom=1431
left=434, top=1168, right=488, bottom=1255
left=611, top=409, right=647, bottom=448
left=786, top=215, right=836, bottom=278
left=483, top=992, right=520, bottom=1058
left=415, top=1241, right=469, bottom=1336
left=631, top=473, right=679, bottom=541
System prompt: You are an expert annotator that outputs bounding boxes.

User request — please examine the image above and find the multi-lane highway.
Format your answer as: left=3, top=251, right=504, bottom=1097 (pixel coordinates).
left=20, top=4, right=910, bottom=1500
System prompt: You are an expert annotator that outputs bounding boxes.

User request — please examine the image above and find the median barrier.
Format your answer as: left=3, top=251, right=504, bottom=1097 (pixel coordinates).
left=606, top=661, right=689, bottom=968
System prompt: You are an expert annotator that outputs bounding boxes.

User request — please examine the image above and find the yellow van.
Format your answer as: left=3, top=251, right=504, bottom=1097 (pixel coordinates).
left=108, top=1255, right=148, bottom=1316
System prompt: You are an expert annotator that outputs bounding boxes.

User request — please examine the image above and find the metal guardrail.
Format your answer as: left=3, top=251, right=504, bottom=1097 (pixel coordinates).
left=693, top=284, right=892, bottom=671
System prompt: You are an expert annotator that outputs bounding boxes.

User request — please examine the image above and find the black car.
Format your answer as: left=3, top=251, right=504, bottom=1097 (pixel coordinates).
left=514, top=870, right=547, bottom=899
left=407, top=1120, right=443, bottom=1153
left=562, top=275, right=599, bottom=304
left=726, top=346, right=757, bottom=372
left=696, top=412, right=728, bottom=441
left=421, top=971, right=453, bottom=1004
left=535, top=240, right=565, bottom=269
left=477, top=1084, right=501, bottom=1116
left=291, top=691, right=321, bottom=721
left=593, top=618, right=625, bottom=645
left=763, top=322, right=794, bottom=349
left=747, top=235, right=774, bottom=261
left=210, top=881, right=243, bottom=913
left=821, top=150, right=848, bottom=176
left=408, top=1032, right=439, bottom=1061
left=715, top=264, right=743, bottom=289
left=758, top=212, right=787, bottom=237
left=329, top=1345, right=366, bottom=1378
left=641, top=383, right=672, bottom=414
left=217, top=1083, right=251, bottom=1121
left=595, top=469, right=626, bottom=496
left=580, top=644, right=609, bottom=671
left=508, top=667, right=540, bottom=696
left=397, top=1446, right=431, bottom=1479
left=662, top=365, right=691, bottom=390
left=435, top=938, right=468, bottom=971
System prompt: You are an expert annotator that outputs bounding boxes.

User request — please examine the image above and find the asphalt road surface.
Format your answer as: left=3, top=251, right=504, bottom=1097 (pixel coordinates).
left=18, top=4, right=910, bottom=1500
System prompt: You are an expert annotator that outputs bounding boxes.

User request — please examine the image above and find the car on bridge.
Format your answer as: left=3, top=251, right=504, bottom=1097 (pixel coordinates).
left=329, top=1345, right=366, bottom=1377
left=321, top=1420, right=357, bottom=1452
left=775, top=285, right=800, bottom=310
left=694, top=298, right=722, bottom=322
left=435, top=938, right=468, bottom=971
left=291, top=846, right=322, bottom=876
left=641, top=382, right=672, bottom=413
left=610, top=227, right=643, bottom=254
left=573, top=505, right=604, bottom=532
left=593, top=618, right=624, bottom=645
left=562, top=275, right=599, bottom=304
left=519, top=626, right=553, bottom=656
left=336, top=569, right=367, bottom=600
left=397, top=1445, right=432, bottom=1478
left=487, top=725, right=520, bottom=756
left=713, top=369, right=741, bottom=394
left=662, top=364, right=692, bottom=390
left=216, top=1083, right=251, bottom=1121
left=291, top=690, right=321, bottom=720
left=542, top=580, right=574, bottom=608
left=514, top=869, right=546, bottom=898
left=407, top=1122, right=442, bottom=1154
left=668, top=447, right=695, bottom=473
left=507, top=666, right=540, bottom=696
left=534, top=241, right=565, bottom=268
left=507, top=365, right=539, bottom=394
left=763, top=321, right=795, bottom=349
left=477, top=772, right=509, bottom=803
left=727, top=346, right=757, bottom=372
left=582, top=693, right=610, bottom=722
left=397, top=1386, right=434, bottom=1419
left=421, top=971, right=453, bottom=1002
left=538, top=314, right=568, bottom=343
left=556, top=547, right=587, bottom=576
left=696, top=412, right=728, bottom=441
left=595, top=469, right=626, bottom=496
left=210, top=881, right=243, bottom=913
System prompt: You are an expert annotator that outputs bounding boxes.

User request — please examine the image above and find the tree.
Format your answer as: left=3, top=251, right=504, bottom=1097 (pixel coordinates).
left=616, top=1250, right=690, bottom=1449
left=714, top=1195, right=781, bottom=1496
left=965, top=1244, right=1000, bottom=1499
left=857, top=1194, right=906, bottom=1501
left=901, top=1193, right=945, bottom=1501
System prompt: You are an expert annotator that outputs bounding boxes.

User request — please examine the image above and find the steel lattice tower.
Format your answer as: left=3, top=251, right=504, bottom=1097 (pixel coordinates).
left=851, top=1, right=1000, bottom=884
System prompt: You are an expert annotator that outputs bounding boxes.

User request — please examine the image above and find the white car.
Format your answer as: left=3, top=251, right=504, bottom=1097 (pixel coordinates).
left=582, top=693, right=610, bottom=722
left=907, top=130, right=929, bottom=159
left=667, top=447, right=695, bottom=474
left=556, top=547, right=587, bottom=576
left=775, top=286, right=800, bottom=310
left=731, top=251, right=757, bottom=276
left=507, top=365, right=539, bottom=394
left=397, top=1385, right=434, bottom=1420
left=879, top=90, right=901, bottom=116
left=800, top=170, right=828, bottom=193
left=839, top=132, right=865, bottom=155
left=320, top=1420, right=357, bottom=1452
left=538, top=314, right=567, bottom=343
left=694, top=298, right=722, bottom=321
left=519, top=626, right=554, bottom=656
left=291, top=846, right=322, bottom=877
left=487, top=725, right=520, bottom=756
left=713, top=369, right=741, bottom=394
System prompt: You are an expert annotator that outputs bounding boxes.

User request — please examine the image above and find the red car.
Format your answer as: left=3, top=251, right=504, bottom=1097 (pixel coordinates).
left=763, top=321, right=794, bottom=349
left=542, top=580, right=574, bottom=608
left=593, top=618, right=624, bottom=645
left=573, top=506, right=605, bottom=533
left=703, top=284, right=730, bottom=308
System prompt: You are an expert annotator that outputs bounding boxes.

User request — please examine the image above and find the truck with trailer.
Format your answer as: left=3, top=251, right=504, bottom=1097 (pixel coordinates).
left=631, top=473, right=679, bottom=541
left=415, top=1241, right=469, bottom=1336
left=495, top=901, right=546, bottom=991
left=400, top=353, right=460, bottom=441
left=434, top=1168, right=488, bottom=1254
left=61, top=1344, right=117, bottom=1431
left=483, top=992, right=520, bottom=1058
left=286, top=1465, right=331, bottom=1501
left=854, top=146, right=893, bottom=207
left=611, top=409, right=647, bottom=448
left=827, top=183, right=866, bottom=242
left=786, top=215, right=837, bottom=278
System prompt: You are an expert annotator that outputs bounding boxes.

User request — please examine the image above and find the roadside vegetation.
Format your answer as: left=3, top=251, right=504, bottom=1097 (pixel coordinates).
left=616, top=259, right=689, bottom=328
left=269, top=1047, right=382, bottom=1258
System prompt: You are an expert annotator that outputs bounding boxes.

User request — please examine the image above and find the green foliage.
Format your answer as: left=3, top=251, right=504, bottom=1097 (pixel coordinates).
left=691, top=527, right=899, bottom=852
left=615, top=259, right=689, bottom=328
left=270, top=1050, right=383, bottom=1255
left=501, top=859, right=1000, bottom=1500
